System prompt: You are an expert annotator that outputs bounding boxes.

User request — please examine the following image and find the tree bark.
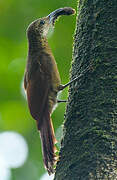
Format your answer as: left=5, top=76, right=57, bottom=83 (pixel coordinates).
left=54, top=0, right=117, bottom=179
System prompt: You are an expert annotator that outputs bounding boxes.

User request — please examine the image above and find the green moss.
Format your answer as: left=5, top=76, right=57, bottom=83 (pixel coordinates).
left=54, top=0, right=117, bottom=179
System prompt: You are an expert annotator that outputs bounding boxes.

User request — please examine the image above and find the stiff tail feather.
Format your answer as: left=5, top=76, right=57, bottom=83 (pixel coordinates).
left=37, top=113, right=57, bottom=175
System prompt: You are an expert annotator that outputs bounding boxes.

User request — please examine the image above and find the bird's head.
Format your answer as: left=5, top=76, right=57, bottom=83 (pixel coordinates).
left=27, top=7, right=75, bottom=39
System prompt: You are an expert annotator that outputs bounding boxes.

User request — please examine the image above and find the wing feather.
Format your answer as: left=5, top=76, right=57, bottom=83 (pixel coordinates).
left=24, top=62, right=50, bottom=128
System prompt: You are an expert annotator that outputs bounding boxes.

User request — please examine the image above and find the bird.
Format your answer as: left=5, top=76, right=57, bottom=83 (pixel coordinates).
left=24, top=7, right=75, bottom=175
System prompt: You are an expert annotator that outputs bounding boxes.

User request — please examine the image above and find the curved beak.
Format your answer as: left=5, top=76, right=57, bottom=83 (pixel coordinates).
left=47, top=7, right=75, bottom=25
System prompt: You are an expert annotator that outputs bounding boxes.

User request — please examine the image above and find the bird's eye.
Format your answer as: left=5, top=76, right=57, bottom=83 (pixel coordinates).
left=40, top=20, right=45, bottom=25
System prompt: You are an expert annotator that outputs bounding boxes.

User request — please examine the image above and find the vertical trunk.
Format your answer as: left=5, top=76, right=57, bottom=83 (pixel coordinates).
left=54, top=0, right=117, bottom=179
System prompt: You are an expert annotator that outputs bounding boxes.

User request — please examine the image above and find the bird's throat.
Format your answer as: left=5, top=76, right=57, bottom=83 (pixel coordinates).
left=28, top=34, right=49, bottom=55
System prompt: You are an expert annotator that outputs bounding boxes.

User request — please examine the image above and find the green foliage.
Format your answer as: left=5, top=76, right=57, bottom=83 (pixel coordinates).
left=0, top=0, right=76, bottom=179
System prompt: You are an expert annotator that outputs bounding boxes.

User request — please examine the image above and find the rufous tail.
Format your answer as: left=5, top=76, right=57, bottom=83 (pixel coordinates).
left=37, top=113, right=57, bottom=175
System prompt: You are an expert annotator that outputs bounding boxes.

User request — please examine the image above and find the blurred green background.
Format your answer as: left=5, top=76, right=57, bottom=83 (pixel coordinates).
left=0, top=0, right=76, bottom=179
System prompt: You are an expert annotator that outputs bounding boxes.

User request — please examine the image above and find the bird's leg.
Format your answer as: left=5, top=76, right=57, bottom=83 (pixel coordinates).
left=57, top=99, right=67, bottom=103
left=58, top=76, right=81, bottom=91
left=57, top=77, right=80, bottom=103
left=58, top=66, right=90, bottom=91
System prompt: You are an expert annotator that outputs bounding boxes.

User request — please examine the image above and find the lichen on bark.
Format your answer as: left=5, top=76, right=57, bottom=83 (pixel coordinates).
left=54, top=0, right=117, bottom=179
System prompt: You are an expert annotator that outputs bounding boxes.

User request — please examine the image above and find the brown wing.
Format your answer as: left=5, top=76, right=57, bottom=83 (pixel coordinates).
left=24, top=63, right=50, bottom=128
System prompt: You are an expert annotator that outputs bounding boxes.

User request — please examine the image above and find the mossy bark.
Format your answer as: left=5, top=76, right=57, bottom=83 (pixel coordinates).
left=54, top=0, right=117, bottom=179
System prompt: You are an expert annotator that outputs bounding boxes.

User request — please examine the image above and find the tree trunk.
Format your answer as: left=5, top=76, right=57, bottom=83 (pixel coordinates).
left=54, top=0, right=117, bottom=179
